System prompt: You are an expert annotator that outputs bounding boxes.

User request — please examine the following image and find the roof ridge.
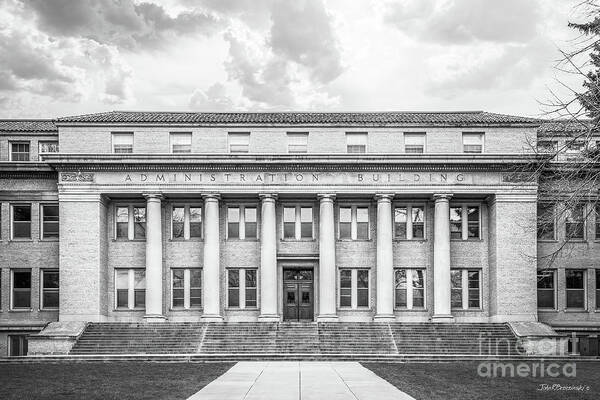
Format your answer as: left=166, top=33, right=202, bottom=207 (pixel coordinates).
left=105, top=110, right=486, bottom=115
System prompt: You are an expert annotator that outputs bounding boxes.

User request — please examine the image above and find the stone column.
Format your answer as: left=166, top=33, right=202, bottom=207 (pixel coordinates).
left=202, top=194, right=223, bottom=321
left=432, top=194, right=454, bottom=322
left=374, top=194, right=395, bottom=321
left=317, top=194, right=338, bottom=321
left=259, top=194, right=279, bottom=321
left=143, top=193, right=166, bottom=321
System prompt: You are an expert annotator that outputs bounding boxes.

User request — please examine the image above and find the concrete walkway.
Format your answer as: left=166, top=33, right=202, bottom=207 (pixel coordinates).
left=187, top=361, right=415, bottom=400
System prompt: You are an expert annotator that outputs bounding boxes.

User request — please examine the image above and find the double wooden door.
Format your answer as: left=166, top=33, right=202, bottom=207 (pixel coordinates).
left=283, top=269, right=314, bottom=321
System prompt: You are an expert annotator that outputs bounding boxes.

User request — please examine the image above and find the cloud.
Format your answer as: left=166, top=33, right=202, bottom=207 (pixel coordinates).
left=189, top=83, right=235, bottom=110
left=25, top=0, right=218, bottom=50
left=384, top=0, right=539, bottom=44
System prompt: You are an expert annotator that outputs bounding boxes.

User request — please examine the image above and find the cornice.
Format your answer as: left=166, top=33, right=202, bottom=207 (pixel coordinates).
left=0, top=162, right=57, bottom=179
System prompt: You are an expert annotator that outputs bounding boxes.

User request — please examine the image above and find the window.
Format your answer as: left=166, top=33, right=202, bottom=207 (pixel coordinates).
left=596, top=204, right=600, bottom=240
left=229, top=133, right=250, bottom=153
left=596, top=270, right=600, bottom=310
left=565, top=204, right=585, bottom=240
left=41, top=270, right=59, bottom=309
left=170, top=132, right=192, bottom=153
left=115, top=205, right=146, bottom=240
left=133, top=207, right=146, bottom=239
left=11, top=269, right=31, bottom=309
left=38, top=141, right=59, bottom=155
left=537, top=270, right=556, bottom=309
left=346, top=132, right=367, bottom=153
left=404, top=133, right=426, bottom=153
left=112, top=133, right=133, bottom=153
left=394, top=269, right=425, bottom=309
left=171, top=269, right=202, bottom=309
left=537, top=203, right=556, bottom=240
left=450, top=204, right=480, bottom=240
left=227, top=205, right=257, bottom=239
left=11, top=204, right=31, bottom=239
left=566, top=269, right=586, bottom=309
left=287, top=132, right=308, bottom=153
left=462, top=133, right=484, bottom=153
left=172, top=205, right=202, bottom=240
left=227, top=269, right=257, bottom=308
left=116, top=207, right=129, bottom=239
left=115, top=269, right=145, bottom=309
left=537, top=140, right=558, bottom=157
left=338, top=269, right=370, bottom=308
left=283, top=205, right=313, bottom=239
left=10, top=142, right=30, bottom=161
left=339, top=205, right=369, bottom=240
left=450, top=269, right=481, bottom=309
left=41, top=204, right=59, bottom=239
left=565, top=140, right=585, bottom=160
left=8, top=335, right=28, bottom=357
left=394, top=204, right=425, bottom=239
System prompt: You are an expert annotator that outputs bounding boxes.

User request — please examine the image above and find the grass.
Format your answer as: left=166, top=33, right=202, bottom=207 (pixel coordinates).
left=0, top=362, right=234, bottom=400
left=363, top=361, right=600, bottom=400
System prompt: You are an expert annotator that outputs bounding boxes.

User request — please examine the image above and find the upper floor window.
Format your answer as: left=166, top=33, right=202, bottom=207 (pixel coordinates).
left=346, top=132, right=367, bottom=153
left=566, top=269, right=585, bottom=309
left=10, top=142, right=30, bottom=161
left=283, top=205, right=313, bottom=239
left=596, top=204, right=600, bottom=240
left=11, top=269, right=31, bottom=309
left=537, top=270, right=556, bottom=309
left=596, top=269, right=600, bottom=310
left=172, top=205, right=202, bottom=240
left=395, top=269, right=425, bottom=309
left=11, top=204, right=31, bottom=239
left=565, top=140, right=586, bottom=160
left=462, top=133, right=484, bottom=153
left=339, top=205, right=369, bottom=240
left=450, top=204, right=480, bottom=240
left=112, top=133, right=133, bottom=153
left=115, top=269, right=145, bottom=309
left=227, top=205, right=257, bottom=239
left=38, top=141, right=59, bottom=156
left=40, top=270, right=59, bottom=309
left=115, top=205, right=146, bottom=240
left=537, top=203, right=556, bottom=240
left=287, top=132, right=308, bottom=153
left=394, top=204, right=425, bottom=240
left=170, top=133, right=192, bottom=153
left=41, top=204, right=59, bottom=239
left=450, top=269, right=481, bottom=309
left=229, top=132, right=250, bottom=153
left=565, top=204, right=585, bottom=240
left=537, top=140, right=558, bottom=156
left=404, top=133, right=426, bottom=153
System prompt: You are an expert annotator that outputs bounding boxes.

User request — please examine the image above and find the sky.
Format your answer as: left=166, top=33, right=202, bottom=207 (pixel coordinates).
left=0, top=0, right=591, bottom=118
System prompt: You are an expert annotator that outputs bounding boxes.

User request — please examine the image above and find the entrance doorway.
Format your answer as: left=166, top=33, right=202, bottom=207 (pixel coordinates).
left=283, top=268, right=314, bottom=321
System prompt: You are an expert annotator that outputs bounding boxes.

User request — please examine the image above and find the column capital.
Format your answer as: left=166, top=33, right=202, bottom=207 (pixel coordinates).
left=432, top=193, right=453, bottom=202
left=201, top=193, right=221, bottom=201
left=142, top=193, right=163, bottom=201
left=374, top=193, right=394, bottom=202
left=317, top=193, right=336, bottom=202
left=258, top=193, right=278, bottom=201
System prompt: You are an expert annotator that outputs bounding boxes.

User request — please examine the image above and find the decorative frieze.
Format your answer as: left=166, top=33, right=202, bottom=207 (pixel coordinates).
left=61, top=171, right=95, bottom=182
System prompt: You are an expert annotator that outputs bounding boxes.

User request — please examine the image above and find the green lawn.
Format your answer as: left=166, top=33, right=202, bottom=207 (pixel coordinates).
left=0, top=362, right=234, bottom=400
left=363, top=361, right=600, bottom=400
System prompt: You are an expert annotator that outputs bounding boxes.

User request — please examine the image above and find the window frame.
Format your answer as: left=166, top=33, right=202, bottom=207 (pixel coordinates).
left=228, top=132, right=250, bottom=153
left=114, top=268, right=146, bottom=310
left=226, top=204, right=258, bottom=240
left=536, top=270, right=557, bottom=310
left=10, top=203, right=32, bottom=240
left=537, top=203, right=557, bottom=241
left=403, top=132, right=426, bottom=153
left=9, top=141, right=30, bottom=161
left=449, top=203, right=481, bottom=241
left=462, top=132, right=484, bottom=153
left=393, top=203, right=426, bottom=240
left=114, top=204, right=146, bottom=241
left=287, top=132, right=308, bottom=153
left=11, top=269, right=31, bottom=310
left=40, top=203, right=59, bottom=240
left=281, top=204, right=314, bottom=240
left=337, top=268, right=371, bottom=309
left=171, top=268, right=202, bottom=310
left=171, top=204, right=203, bottom=240
left=565, top=269, right=587, bottom=310
left=394, top=268, right=426, bottom=310
left=337, top=204, right=370, bottom=240
left=450, top=269, right=482, bottom=310
left=346, top=132, right=367, bottom=153
left=170, top=132, right=192, bottom=153
left=40, top=269, right=59, bottom=310
left=111, top=132, right=134, bottom=154
left=565, top=203, right=586, bottom=241
left=226, top=268, right=259, bottom=309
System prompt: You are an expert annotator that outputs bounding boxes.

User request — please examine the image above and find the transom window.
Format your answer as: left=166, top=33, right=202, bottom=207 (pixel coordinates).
left=566, top=269, right=585, bottom=309
left=38, top=141, right=59, bottom=155
left=227, top=269, right=257, bottom=309
left=283, top=205, right=313, bottom=239
left=229, top=132, right=250, bottom=153
left=339, top=269, right=369, bottom=308
left=115, top=269, right=145, bottom=309
left=394, top=269, right=425, bottom=309
left=339, top=206, right=369, bottom=240
left=227, top=205, right=257, bottom=239
left=537, top=203, right=556, bottom=240
left=171, top=269, right=202, bottom=309
left=450, top=204, right=480, bottom=240
left=404, top=133, right=426, bottom=153
left=115, top=205, right=146, bottom=240
left=41, top=204, right=59, bottom=239
left=565, top=204, right=585, bottom=240
left=10, top=142, right=30, bottom=161
left=287, top=132, right=308, bottom=153
left=346, top=132, right=367, bottom=153
left=172, top=205, right=202, bottom=240
left=462, top=133, right=484, bottom=153
left=11, top=269, right=31, bottom=309
left=537, top=270, right=556, bottom=309
left=170, top=132, right=192, bottom=153
left=11, top=204, right=31, bottom=239
left=394, top=204, right=425, bottom=239
left=41, top=270, right=59, bottom=309
left=112, top=133, right=133, bottom=153
left=450, top=269, right=481, bottom=309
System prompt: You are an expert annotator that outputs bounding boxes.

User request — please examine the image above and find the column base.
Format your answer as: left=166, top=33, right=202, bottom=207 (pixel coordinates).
left=316, top=314, right=339, bottom=322
left=201, top=314, right=224, bottom=322
left=431, top=314, right=455, bottom=323
left=143, top=314, right=167, bottom=322
left=258, top=314, right=281, bottom=322
left=373, top=314, right=396, bottom=322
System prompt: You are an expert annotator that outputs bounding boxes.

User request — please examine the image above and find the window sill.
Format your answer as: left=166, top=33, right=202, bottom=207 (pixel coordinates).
left=113, top=308, right=145, bottom=312
left=39, top=238, right=59, bottom=242
left=451, top=308, right=483, bottom=312
left=337, top=307, right=372, bottom=311
left=170, top=307, right=203, bottom=311
left=394, top=308, right=428, bottom=312
left=39, top=308, right=59, bottom=312
left=393, top=239, right=427, bottom=243
left=9, top=309, right=32, bottom=312
left=538, top=308, right=558, bottom=312
left=566, top=239, right=587, bottom=243
left=225, top=239, right=259, bottom=242
left=112, top=239, right=146, bottom=242
left=169, top=238, right=203, bottom=242
left=337, top=239, right=372, bottom=242
left=9, top=239, right=33, bottom=242
left=564, top=309, right=588, bottom=313
left=224, top=307, right=259, bottom=311
left=538, top=239, right=559, bottom=243
left=280, top=238, right=316, bottom=242
left=450, top=238, right=483, bottom=242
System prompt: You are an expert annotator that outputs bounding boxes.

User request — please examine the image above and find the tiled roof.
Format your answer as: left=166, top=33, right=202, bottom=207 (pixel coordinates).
left=538, top=119, right=593, bottom=134
left=0, top=119, right=57, bottom=132
left=56, top=111, right=541, bottom=126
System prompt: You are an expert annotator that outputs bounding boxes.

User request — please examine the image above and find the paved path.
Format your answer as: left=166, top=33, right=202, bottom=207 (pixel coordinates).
left=187, top=361, right=415, bottom=400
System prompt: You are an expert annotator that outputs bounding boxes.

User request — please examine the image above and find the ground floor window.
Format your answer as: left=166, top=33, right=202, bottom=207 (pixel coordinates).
left=339, top=268, right=369, bottom=309
left=8, top=335, right=28, bottom=357
left=171, top=269, right=202, bottom=309
left=41, top=270, right=59, bottom=309
left=597, top=269, right=600, bottom=310
left=537, top=270, right=556, bottom=309
left=566, top=269, right=586, bottom=309
left=115, top=269, right=146, bottom=310
left=450, top=269, right=481, bottom=309
left=227, top=268, right=257, bottom=309
left=394, top=269, right=425, bottom=309
left=11, top=269, right=31, bottom=309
